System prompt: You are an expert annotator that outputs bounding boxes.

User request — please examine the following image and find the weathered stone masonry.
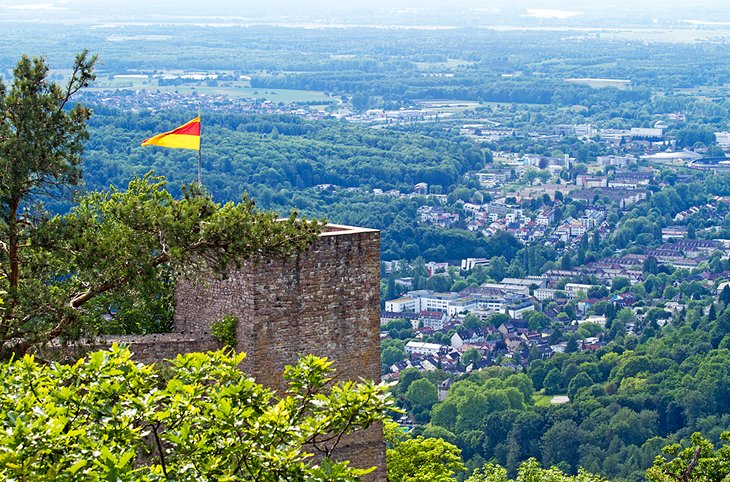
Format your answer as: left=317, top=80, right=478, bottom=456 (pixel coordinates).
left=115, top=224, right=385, bottom=479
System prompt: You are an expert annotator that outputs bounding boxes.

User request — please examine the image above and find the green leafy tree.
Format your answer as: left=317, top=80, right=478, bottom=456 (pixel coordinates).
left=647, top=431, right=730, bottom=482
left=687, top=223, right=696, bottom=239
left=382, top=345, right=406, bottom=369
left=387, top=272, right=397, bottom=300
left=467, top=459, right=606, bottom=481
left=427, top=273, right=452, bottom=292
left=405, top=378, right=438, bottom=412
left=561, top=255, right=572, bottom=270
left=720, top=285, right=730, bottom=306
left=431, top=401, right=458, bottom=431
left=565, top=337, right=579, bottom=353
left=1, top=51, right=96, bottom=341
left=397, top=368, right=423, bottom=395
left=505, top=373, right=535, bottom=401
left=611, top=277, right=631, bottom=293
left=387, top=436, right=465, bottom=482
left=0, top=345, right=394, bottom=480
left=543, top=368, right=563, bottom=395
left=644, top=256, right=659, bottom=275
left=463, top=313, right=484, bottom=331
left=486, top=313, right=510, bottom=328
left=462, top=348, right=482, bottom=366
left=210, top=314, right=237, bottom=349
left=1, top=175, right=322, bottom=358
left=567, top=372, right=594, bottom=399
left=542, top=420, right=585, bottom=473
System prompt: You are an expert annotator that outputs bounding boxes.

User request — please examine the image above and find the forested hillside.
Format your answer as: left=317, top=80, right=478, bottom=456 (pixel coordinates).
left=79, top=109, right=507, bottom=261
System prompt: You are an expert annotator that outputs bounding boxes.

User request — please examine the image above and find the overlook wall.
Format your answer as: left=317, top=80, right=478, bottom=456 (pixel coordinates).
left=173, top=224, right=385, bottom=479
left=76, top=224, right=386, bottom=478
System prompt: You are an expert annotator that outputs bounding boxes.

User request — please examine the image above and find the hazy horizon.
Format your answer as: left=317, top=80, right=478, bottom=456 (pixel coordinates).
left=2, top=0, right=729, bottom=27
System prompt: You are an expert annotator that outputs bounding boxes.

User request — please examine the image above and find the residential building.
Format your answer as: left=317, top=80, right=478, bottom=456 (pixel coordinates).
left=385, top=297, right=417, bottom=313
left=405, top=341, right=445, bottom=356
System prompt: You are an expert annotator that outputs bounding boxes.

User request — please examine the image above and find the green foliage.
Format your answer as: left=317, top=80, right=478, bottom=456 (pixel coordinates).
left=0, top=51, right=95, bottom=208
left=382, top=339, right=407, bottom=372
left=462, top=348, right=483, bottom=367
left=0, top=345, right=395, bottom=480
left=387, top=436, right=465, bottom=482
left=383, top=318, right=414, bottom=340
left=467, top=459, right=607, bottom=482
left=0, top=173, right=323, bottom=358
left=542, top=421, right=584, bottom=473
left=611, top=277, right=631, bottom=293
left=405, top=378, right=439, bottom=412
left=211, top=315, right=237, bottom=349
left=647, top=432, right=730, bottom=482
left=0, top=50, right=95, bottom=348
left=567, top=372, right=594, bottom=399
left=543, top=368, right=564, bottom=395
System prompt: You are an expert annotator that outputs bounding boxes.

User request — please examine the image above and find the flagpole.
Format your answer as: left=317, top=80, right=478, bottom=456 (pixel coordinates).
left=197, top=103, right=202, bottom=186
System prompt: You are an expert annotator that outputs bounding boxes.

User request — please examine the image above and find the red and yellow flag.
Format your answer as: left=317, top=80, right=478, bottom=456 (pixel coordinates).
left=141, top=116, right=201, bottom=150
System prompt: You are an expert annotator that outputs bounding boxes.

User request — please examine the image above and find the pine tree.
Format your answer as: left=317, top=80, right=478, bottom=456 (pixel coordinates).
left=708, top=303, right=717, bottom=322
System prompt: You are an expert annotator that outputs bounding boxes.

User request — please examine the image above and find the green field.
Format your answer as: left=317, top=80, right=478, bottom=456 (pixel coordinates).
left=86, top=78, right=334, bottom=103
left=532, top=393, right=570, bottom=407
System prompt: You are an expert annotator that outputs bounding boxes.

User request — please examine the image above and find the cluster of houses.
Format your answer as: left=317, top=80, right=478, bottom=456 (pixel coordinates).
left=381, top=237, right=730, bottom=381
left=417, top=205, right=460, bottom=228
left=413, top=162, right=661, bottom=250
left=419, top=196, right=612, bottom=248
left=381, top=275, right=601, bottom=379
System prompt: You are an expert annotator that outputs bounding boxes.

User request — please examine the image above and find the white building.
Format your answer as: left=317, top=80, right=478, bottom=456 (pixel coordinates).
left=534, top=288, right=564, bottom=301
left=630, top=127, right=663, bottom=139
left=405, top=341, right=444, bottom=356
left=463, top=203, right=484, bottom=215
left=716, top=132, right=730, bottom=150
left=564, top=283, right=595, bottom=296
left=447, top=297, right=480, bottom=316
left=507, top=300, right=536, bottom=319
left=407, top=290, right=461, bottom=313
left=385, top=297, right=417, bottom=313
left=569, top=221, right=587, bottom=237
left=581, top=315, right=607, bottom=327
left=461, top=257, right=490, bottom=271
left=536, top=209, right=555, bottom=226
left=420, top=312, right=448, bottom=330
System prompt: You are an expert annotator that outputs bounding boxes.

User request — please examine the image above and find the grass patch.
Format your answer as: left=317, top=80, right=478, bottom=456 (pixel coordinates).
left=532, top=393, right=569, bottom=406
left=532, top=394, right=554, bottom=407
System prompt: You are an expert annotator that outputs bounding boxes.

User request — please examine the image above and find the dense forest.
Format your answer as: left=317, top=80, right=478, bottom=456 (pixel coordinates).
left=83, top=110, right=488, bottom=196
left=393, top=304, right=730, bottom=480
left=76, top=110, right=506, bottom=261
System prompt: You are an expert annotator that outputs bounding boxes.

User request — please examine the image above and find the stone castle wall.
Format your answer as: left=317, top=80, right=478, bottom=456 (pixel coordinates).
left=50, top=224, right=386, bottom=478
left=171, top=224, right=386, bottom=479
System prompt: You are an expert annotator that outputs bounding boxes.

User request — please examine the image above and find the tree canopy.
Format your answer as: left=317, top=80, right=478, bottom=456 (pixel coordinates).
left=0, top=174, right=323, bottom=358
left=0, top=345, right=394, bottom=480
